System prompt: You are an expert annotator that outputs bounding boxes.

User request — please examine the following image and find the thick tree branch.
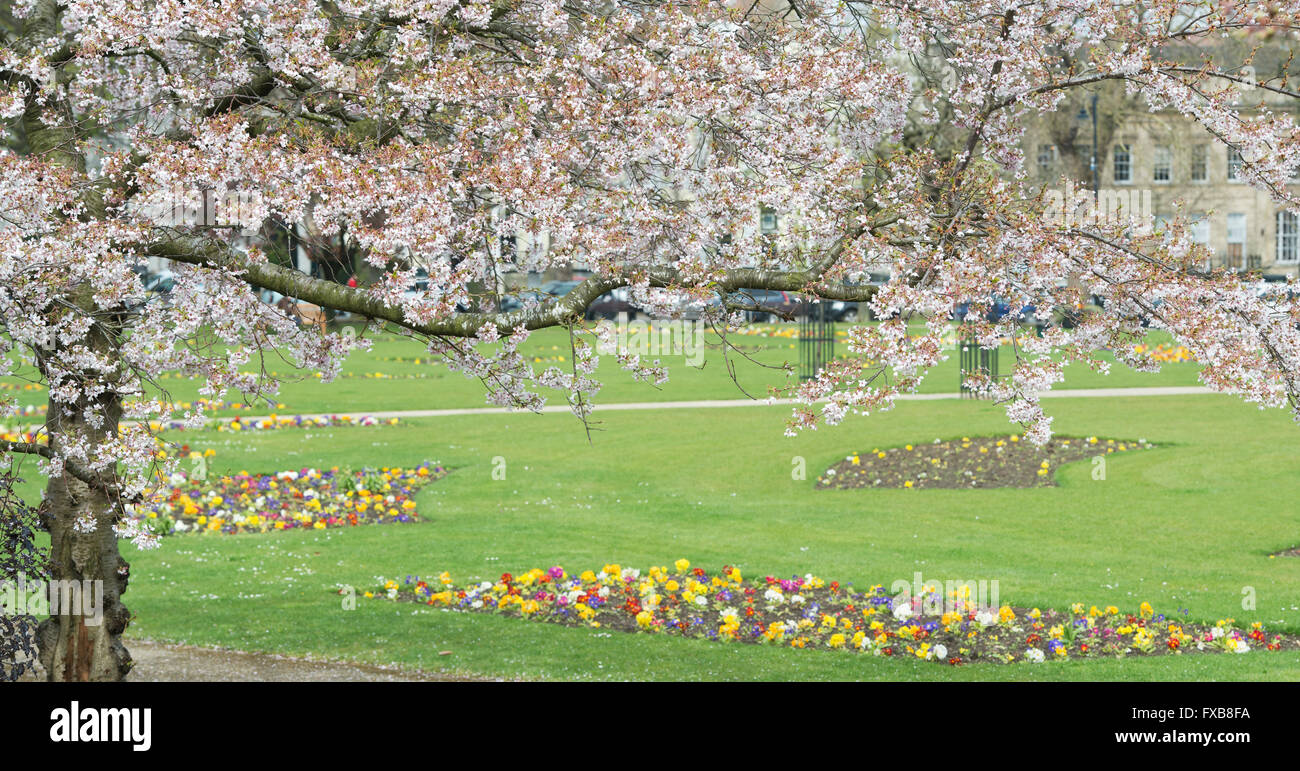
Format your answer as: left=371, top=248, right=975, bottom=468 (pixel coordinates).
left=147, top=231, right=881, bottom=337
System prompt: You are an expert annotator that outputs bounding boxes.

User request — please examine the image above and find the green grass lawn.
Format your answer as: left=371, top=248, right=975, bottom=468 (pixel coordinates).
left=81, top=392, right=1300, bottom=681
left=7, top=322, right=1293, bottom=680
left=1, top=324, right=1203, bottom=418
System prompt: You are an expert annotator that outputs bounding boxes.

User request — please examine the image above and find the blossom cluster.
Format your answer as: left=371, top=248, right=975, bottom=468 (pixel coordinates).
left=369, top=562, right=1297, bottom=664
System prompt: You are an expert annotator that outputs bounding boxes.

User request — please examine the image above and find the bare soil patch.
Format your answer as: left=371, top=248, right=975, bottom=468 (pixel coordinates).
left=816, top=435, right=1155, bottom=490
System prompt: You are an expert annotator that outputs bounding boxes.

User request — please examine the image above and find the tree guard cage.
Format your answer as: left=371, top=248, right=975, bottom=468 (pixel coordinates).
left=958, top=326, right=1000, bottom=398
left=799, top=299, right=836, bottom=381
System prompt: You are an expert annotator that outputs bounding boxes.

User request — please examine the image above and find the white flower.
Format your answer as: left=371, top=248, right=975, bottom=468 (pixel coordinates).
left=694, top=595, right=707, bottom=606
left=1024, top=648, right=1046, bottom=663
left=72, top=511, right=97, bottom=534
left=932, top=644, right=947, bottom=660
left=764, top=588, right=784, bottom=604
left=975, top=609, right=996, bottom=627
left=790, top=594, right=806, bottom=605
left=893, top=603, right=912, bottom=621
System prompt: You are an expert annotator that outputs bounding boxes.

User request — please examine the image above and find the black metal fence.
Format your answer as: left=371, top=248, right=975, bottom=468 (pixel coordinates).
left=799, top=299, right=836, bottom=381
left=958, top=327, right=999, bottom=398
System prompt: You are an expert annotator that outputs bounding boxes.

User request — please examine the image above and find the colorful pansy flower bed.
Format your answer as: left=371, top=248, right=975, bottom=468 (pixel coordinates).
left=1133, top=342, right=1194, bottom=363
left=129, top=462, right=445, bottom=536
left=818, top=435, right=1154, bottom=489
left=213, top=414, right=399, bottom=432
left=366, top=562, right=1299, bottom=665
left=139, top=413, right=400, bottom=434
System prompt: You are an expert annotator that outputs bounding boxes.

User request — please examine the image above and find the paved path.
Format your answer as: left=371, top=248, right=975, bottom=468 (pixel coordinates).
left=232, top=385, right=1215, bottom=422
left=20, top=639, right=488, bottom=682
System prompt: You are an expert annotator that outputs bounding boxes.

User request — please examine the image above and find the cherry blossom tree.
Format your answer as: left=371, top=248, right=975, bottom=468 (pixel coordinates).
left=2, top=0, right=1299, bottom=680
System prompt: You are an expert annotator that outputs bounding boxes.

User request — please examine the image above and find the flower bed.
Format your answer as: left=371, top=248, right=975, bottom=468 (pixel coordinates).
left=139, top=413, right=400, bottom=434
left=818, top=435, right=1154, bottom=489
left=1134, top=342, right=1194, bottom=363
left=130, top=462, right=445, bottom=536
left=366, top=562, right=1298, bottom=665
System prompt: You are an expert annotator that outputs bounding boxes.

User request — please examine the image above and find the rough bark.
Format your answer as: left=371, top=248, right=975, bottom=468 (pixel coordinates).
left=34, top=304, right=133, bottom=682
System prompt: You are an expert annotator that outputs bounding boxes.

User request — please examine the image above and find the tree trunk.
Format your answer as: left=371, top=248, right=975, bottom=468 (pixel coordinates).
left=34, top=321, right=134, bottom=681
left=36, top=387, right=133, bottom=681
left=36, top=446, right=134, bottom=681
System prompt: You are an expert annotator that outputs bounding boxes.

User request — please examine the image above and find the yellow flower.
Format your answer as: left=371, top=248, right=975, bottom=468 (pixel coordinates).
left=675, top=558, right=690, bottom=573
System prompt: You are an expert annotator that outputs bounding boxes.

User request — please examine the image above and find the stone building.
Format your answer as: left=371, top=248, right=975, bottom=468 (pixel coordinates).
left=1024, top=81, right=1300, bottom=276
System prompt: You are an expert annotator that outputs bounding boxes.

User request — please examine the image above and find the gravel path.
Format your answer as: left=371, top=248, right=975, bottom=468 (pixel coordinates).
left=20, top=640, right=490, bottom=682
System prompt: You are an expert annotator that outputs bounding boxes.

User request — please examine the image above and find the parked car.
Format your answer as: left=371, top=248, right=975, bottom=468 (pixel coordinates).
left=952, top=297, right=1045, bottom=330
left=727, top=289, right=807, bottom=322
left=499, top=279, right=583, bottom=313
left=143, top=271, right=176, bottom=295
left=826, top=272, right=890, bottom=322
left=585, top=287, right=640, bottom=320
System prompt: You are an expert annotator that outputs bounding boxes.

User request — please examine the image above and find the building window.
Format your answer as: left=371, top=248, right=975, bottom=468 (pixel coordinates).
left=1190, top=145, right=1207, bottom=182
left=1226, top=213, right=1246, bottom=268
left=1036, top=144, right=1057, bottom=172
left=1190, top=216, right=1210, bottom=245
left=1278, top=211, right=1300, bottom=263
left=760, top=207, right=779, bottom=234
left=1112, top=144, right=1131, bottom=183
left=1153, top=146, right=1172, bottom=182
left=1227, top=147, right=1244, bottom=181
left=1191, top=215, right=1211, bottom=270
